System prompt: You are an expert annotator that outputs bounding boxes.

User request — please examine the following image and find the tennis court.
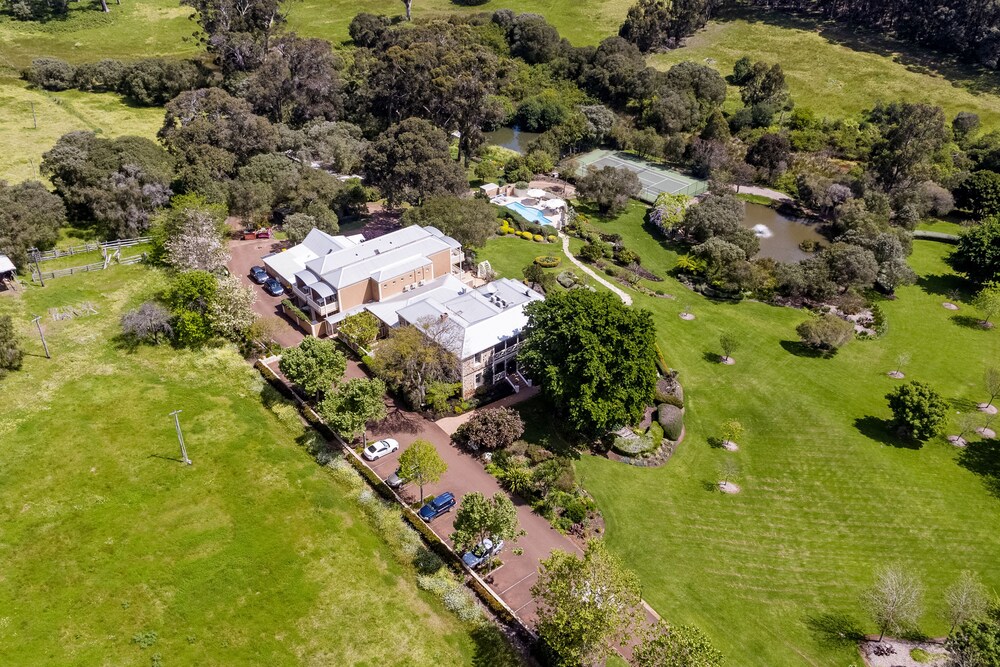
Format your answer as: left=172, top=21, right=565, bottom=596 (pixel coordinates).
left=576, top=149, right=708, bottom=203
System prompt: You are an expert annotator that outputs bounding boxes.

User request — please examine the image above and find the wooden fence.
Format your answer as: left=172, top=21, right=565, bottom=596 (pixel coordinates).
left=32, top=252, right=146, bottom=282
left=29, top=236, right=153, bottom=262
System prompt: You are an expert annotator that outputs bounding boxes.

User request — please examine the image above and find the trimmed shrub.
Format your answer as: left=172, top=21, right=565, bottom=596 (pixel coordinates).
left=657, top=403, right=684, bottom=441
left=534, top=255, right=561, bottom=268
left=533, top=234, right=544, bottom=242
left=612, top=434, right=655, bottom=456
left=547, top=234, right=557, bottom=242
left=647, top=421, right=664, bottom=448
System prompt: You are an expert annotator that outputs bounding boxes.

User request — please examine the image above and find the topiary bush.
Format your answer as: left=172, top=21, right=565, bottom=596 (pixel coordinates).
left=657, top=403, right=684, bottom=441
left=533, top=234, right=544, bottom=242
left=534, top=255, right=561, bottom=268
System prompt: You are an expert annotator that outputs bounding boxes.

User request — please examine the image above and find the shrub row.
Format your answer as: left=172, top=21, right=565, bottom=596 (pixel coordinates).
left=281, top=299, right=312, bottom=325
left=23, top=57, right=207, bottom=106
left=654, top=342, right=671, bottom=376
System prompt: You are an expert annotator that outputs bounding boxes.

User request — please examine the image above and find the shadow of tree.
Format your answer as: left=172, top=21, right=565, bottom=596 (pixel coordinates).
left=780, top=340, right=828, bottom=358
left=373, top=408, right=422, bottom=435
left=703, top=350, right=724, bottom=364
left=707, top=436, right=725, bottom=449
left=952, top=315, right=989, bottom=330
left=917, top=273, right=970, bottom=299
left=804, top=612, right=866, bottom=648
left=854, top=415, right=923, bottom=449
left=957, top=438, right=1000, bottom=499
left=701, top=479, right=719, bottom=492
left=470, top=624, right=523, bottom=667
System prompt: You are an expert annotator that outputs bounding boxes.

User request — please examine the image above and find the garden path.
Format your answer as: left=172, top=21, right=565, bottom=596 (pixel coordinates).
left=559, top=232, right=633, bottom=305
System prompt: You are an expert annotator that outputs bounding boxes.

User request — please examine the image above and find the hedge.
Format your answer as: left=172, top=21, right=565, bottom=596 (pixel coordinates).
left=654, top=342, right=671, bottom=376
left=534, top=256, right=561, bottom=268
left=281, top=299, right=311, bottom=324
left=657, top=403, right=684, bottom=441
left=256, top=358, right=537, bottom=647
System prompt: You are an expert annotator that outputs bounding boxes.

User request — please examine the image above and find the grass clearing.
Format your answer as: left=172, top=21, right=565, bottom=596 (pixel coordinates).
left=651, top=9, right=1000, bottom=128
left=0, top=77, right=165, bottom=183
left=560, top=204, right=1000, bottom=666
left=0, top=266, right=485, bottom=665
left=0, top=0, right=199, bottom=70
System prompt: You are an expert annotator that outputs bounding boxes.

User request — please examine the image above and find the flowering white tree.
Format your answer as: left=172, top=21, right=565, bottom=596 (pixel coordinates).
left=208, top=275, right=256, bottom=340
left=165, top=209, right=230, bottom=272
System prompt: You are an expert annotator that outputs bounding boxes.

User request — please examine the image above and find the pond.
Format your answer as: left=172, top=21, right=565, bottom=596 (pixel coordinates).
left=741, top=202, right=825, bottom=262
left=483, top=126, right=543, bottom=154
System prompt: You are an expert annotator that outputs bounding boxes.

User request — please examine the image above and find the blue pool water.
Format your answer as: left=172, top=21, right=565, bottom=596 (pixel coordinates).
left=505, top=201, right=552, bottom=225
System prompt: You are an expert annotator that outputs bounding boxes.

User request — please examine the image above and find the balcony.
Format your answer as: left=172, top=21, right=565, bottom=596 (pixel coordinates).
left=293, top=284, right=339, bottom=318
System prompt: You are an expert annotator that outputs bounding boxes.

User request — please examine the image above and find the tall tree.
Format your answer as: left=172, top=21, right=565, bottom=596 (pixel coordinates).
left=952, top=217, right=1000, bottom=284
left=619, top=0, right=717, bottom=52
left=207, top=275, right=256, bottom=341
left=945, top=571, right=989, bottom=635
left=532, top=540, right=642, bottom=666
left=973, top=281, right=1000, bottom=327
left=397, top=438, right=447, bottom=502
left=577, top=165, right=641, bottom=215
left=278, top=336, right=346, bottom=400
left=450, top=491, right=521, bottom=553
left=633, top=621, right=724, bottom=667
left=519, top=290, right=658, bottom=437
left=885, top=381, right=948, bottom=441
left=401, top=196, right=498, bottom=248
left=159, top=199, right=230, bottom=272
left=866, top=102, right=948, bottom=192
left=861, top=565, right=924, bottom=642
left=0, top=180, right=66, bottom=269
left=183, top=0, right=284, bottom=74
left=367, top=320, right=459, bottom=408
left=0, top=315, right=23, bottom=379
left=318, top=377, right=387, bottom=444
left=363, top=118, right=468, bottom=207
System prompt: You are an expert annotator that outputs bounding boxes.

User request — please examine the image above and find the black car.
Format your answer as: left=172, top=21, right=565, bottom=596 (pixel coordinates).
left=263, top=278, right=285, bottom=297
left=249, top=266, right=268, bottom=284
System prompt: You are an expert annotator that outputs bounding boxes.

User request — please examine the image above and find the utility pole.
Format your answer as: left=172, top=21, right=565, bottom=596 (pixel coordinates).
left=30, top=102, right=37, bottom=129
left=31, top=315, right=50, bottom=359
left=169, top=410, right=192, bottom=465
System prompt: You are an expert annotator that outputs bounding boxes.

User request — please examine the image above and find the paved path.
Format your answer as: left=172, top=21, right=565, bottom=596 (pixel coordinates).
left=732, top=184, right=793, bottom=202
left=434, top=384, right=540, bottom=437
left=227, top=236, right=305, bottom=348
left=559, top=232, right=633, bottom=306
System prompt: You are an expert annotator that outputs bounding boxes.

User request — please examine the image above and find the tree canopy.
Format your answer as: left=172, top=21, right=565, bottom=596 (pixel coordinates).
left=885, top=380, right=948, bottom=441
left=520, top=290, right=657, bottom=437
left=402, top=196, right=498, bottom=248
left=450, top=491, right=520, bottom=553
left=452, top=407, right=525, bottom=452
left=278, top=336, right=347, bottom=400
left=532, top=540, right=642, bottom=666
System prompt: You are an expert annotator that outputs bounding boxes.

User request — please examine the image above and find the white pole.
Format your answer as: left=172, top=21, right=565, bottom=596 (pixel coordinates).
left=170, top=410, right=192, bottom=465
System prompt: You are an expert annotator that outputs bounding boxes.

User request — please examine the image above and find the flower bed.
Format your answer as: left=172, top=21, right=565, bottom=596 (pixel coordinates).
left=534, top=255, right=561, bottom=268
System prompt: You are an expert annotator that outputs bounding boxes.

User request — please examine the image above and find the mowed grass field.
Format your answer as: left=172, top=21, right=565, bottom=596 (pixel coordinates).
left=482, top=208, right=1000, bottom=666
left=0, top=77, right=165, bottom=183
left=0, top=266, right=484, bottom=665
left=652, top=10, right=1000, bottom=127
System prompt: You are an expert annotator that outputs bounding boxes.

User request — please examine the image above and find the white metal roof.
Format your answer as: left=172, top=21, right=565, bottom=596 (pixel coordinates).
left=0, top=254, right=15, bottom=274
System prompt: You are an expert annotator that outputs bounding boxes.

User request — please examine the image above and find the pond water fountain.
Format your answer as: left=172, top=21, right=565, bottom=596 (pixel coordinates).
left=740, top=202, right=824, bottom=262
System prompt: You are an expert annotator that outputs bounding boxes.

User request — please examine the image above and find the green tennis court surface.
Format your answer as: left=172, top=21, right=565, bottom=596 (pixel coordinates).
left=577, top=150, right=708, bottom=202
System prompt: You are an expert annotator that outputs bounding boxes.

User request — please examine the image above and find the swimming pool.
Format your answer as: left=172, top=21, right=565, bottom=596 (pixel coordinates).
left=505, top=201, right=553, bottom=226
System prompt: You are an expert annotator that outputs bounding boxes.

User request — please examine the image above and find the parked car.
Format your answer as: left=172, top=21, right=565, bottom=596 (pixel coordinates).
left=462, top=537, right=505, bottom=569
left=418, top=492, right=455, bottom=521
left=263, top=278, right=285, bottom=297
left=249, top=266, right=268, bottom=284
left=362, top=438, right=399, bottom=461
left=386, top=468, right=404, bottom=489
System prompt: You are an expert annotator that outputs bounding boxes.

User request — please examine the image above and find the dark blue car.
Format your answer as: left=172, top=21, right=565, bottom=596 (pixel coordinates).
left=249, top=266, right=268, bottom=284
left=418, top=492, right=455, bottom=522
left=263, top=277, right=285, bottom=297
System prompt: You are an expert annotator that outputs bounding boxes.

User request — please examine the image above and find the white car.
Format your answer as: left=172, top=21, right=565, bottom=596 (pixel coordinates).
left=362, top=438, right=399, bottom=461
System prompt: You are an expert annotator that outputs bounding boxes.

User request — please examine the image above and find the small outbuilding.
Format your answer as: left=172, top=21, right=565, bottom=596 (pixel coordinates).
left=0, top=254, right=17, bottom=289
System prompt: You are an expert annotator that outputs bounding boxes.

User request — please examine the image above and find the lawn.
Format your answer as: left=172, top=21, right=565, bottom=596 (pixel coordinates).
left=477, top=233, right=600, bottom=292
left=652, top=9, right=1000, bottom=128
left=0, top=77, right=165, bottom=183
left=0, top=0, right=199, bottom=70
left=562, top=206, right=1000, bottom=665
left=0, top=266, right=487, bottom=665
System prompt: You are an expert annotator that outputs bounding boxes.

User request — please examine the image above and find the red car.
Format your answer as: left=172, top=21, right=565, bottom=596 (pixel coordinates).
left=255, top=228, right=273, bottom=239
